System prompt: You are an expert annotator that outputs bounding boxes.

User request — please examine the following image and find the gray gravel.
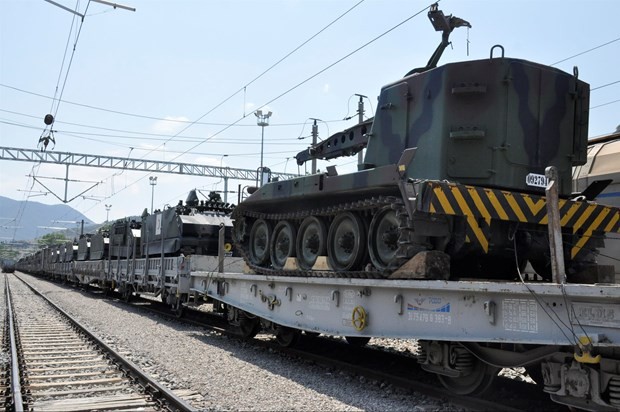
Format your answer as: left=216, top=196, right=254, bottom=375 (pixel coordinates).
left=16, top=272, right=465, bottom=411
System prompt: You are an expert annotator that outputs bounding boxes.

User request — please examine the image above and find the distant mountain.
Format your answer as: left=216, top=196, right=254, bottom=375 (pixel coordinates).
left=0, top=196, right=95, bottom=242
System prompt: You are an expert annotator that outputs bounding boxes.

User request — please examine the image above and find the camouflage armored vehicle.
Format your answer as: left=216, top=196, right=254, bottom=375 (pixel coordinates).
left=141, top=190, right=236, bottom=257
left=233, top=4, right=620, bottom=281
left=109, top=217, right=142, bottom=259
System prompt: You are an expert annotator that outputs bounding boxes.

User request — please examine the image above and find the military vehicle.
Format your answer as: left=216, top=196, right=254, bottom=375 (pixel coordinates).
left=233, top=4, right=619, bottom=281
left=109, top=217, right=142, bottom=259
left=142, top=190, right=236, bottom=257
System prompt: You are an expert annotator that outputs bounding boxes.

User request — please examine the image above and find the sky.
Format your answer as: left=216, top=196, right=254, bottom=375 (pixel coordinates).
left=1, top=0, right=619, bottom=237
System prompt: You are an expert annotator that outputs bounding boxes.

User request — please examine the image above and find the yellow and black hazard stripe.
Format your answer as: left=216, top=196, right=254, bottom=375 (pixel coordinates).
left=418, top=181, right=620, bottom=259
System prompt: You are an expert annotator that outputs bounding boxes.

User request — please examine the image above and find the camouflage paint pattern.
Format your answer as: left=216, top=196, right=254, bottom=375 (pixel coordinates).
left=364, top=57, right=589, bottom=196
left=141, top=203, right=235, bottom=257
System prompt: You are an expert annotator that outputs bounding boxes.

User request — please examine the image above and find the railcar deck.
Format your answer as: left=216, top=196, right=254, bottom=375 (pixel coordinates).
left=190, top=270, right=620, bottom=346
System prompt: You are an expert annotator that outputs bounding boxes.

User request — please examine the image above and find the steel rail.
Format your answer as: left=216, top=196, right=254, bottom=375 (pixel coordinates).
left=5, top=278, right=25, bottom=412
left=13, top=273, right=195, bottom=412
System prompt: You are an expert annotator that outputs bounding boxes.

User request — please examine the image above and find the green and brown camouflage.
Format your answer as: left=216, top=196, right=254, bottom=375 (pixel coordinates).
left=296, top=57, right=590, bottom=197
left=233, top=5, right=618, bottom=282
left=364, top=56, right=589, bottom=196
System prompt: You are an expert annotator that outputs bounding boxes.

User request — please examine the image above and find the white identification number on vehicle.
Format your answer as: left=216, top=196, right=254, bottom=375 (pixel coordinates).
left=526, top=173, right=548, bottom=188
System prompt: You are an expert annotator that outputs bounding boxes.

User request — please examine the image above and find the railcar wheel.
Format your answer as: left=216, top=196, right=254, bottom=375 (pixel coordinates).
left=121, top=285, right=132, bottom=302
left=275, top=326, right=301, bottom=347
left=437, top=357, right=497, bottom=395
left=368, top=206, right=400, bottom=271
left=525, top=364, right=544, bottom=385
left=296, top=217, right=327, bottom=270
left=249, top=219, right=273, bottom=266
left=172, top=293, right=186, bottom=318
left=238, top=316, right=261, bottom=339
left=345, top=336, right=371, bottom=347
left=270, top=221, right=296, bottom=269
left=327, top=212, right=367, bottom=271
left=174, top=303, right=184, bottom=318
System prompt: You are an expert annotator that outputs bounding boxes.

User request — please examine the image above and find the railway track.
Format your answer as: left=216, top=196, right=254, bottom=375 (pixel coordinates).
left=4, top=273, right=196, bottom=411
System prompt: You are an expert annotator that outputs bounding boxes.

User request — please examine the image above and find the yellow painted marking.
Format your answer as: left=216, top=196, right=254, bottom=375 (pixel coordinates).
left=434, top=188, right=456, bottom=215
left=451, top=187, right=489, bottom=252
left=430, top=203, right=436, bottom=213
left=504, top=193, right=528, bottom=222
left=465, top=235, right=471, bottom=243
left=604, top=211, right=619, bottom=233
left=539, top=199, right=568, bottom=225
left=485, top=190, right=509, bottom=220
left=571, top=204, right=597, bottom=234
left=523, top=195, right=546, bottom=215
left=571, top=208, right=611, bottom=258
left=547, top=201, right=579, bottom=227
left=469, top=187, right=492, bottom=226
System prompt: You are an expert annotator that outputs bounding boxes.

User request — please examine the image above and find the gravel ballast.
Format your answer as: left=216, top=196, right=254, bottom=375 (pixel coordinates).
left=16, top=273, right=465, bottom=411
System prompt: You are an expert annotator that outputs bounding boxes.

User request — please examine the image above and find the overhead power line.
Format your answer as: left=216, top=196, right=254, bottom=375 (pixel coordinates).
left=137, top=0, right=367, bottom=161
left=76, top=2, right=435, bottom=217
left=591, top=80, right=620, bottom=91
left=550, top=36, right=620, bottom=66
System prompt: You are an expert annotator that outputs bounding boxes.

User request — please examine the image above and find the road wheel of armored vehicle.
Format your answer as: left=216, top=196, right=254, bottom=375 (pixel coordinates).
left=249, top=219, right=273, bottom=266
left=368, top=206, right=400, bottom=271
left=270, top=221, right=297, bottom=269
left=275, top=326, right=301, bottom=347
left=327, top=212, right=367, bottom=271
left=296, top=216, right=327, bottom=270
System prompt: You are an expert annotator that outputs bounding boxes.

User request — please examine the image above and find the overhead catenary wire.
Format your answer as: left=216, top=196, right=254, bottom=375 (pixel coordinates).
left=550, top=36, right=620, bottom=66
left=2, top=72, right=618, bottom=142
left=0, top=111, right=341, bottom=142
left=48, top=0, right=92, bottom=125
left=75, top=2, right=437, bottom=216
left=11, top=1, right=92, bottom=237
left=0, top=84, right=348, bottom=127
left=137, top=0, right=367, bottom=161
left=80, top=2, right=436, bottom=208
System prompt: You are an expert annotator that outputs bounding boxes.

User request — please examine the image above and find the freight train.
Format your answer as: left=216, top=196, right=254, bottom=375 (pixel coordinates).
left=13, top=5, right=620, bottom=410
left=17, top=190, right=238, bottom=308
